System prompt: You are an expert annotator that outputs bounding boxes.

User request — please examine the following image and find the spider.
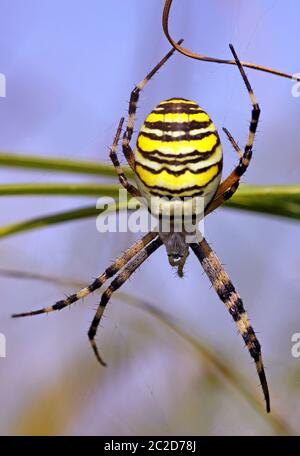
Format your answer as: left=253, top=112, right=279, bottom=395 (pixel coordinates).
left=12, top=41, right=270, bottom=413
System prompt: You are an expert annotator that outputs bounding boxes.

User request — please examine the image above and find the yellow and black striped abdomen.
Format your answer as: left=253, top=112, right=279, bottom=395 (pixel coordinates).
left=134, top=98, right=222, bottom=206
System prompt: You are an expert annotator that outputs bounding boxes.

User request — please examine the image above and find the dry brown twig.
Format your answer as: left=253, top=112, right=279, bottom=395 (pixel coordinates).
left=163, top=0, right=300, bottom=82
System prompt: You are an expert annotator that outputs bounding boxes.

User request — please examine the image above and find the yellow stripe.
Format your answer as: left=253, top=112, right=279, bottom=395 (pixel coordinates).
left=135, top=163, right=220, bottom=190
left=138, top=133, right=218, bottom=154
left=146, top=112, right=210, bottom=123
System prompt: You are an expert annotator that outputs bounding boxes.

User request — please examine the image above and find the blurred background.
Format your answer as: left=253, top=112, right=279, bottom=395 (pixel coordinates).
left=0, top=0, right=299, bottom=436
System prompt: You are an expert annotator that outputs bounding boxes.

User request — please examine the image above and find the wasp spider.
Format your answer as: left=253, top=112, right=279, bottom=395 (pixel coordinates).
left=12, top=42, right=270, bottom=412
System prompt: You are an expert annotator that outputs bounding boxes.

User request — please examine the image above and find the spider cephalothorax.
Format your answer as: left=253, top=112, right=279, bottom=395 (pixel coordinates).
left=12, top=43, right=270, bottom=413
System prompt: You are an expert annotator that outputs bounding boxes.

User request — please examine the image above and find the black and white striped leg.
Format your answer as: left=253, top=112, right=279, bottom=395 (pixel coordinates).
left=223, top=127, right=242, bottom=158
left=122, top=39, right=183, bottom=170
left=88, top=235, right=163, bottom=365
left=229, top=43, right=260, bottom=179
left=205, top=44, right=260, bottom=216
left=190, top=238, right=270, bottom=413
left=205, top=128, right=241, bottom=215
left=219, top=128, right=241, bottom=200
left=110, top=117, right=141, bottom=198
left=12, top=232, right=157, bottom=319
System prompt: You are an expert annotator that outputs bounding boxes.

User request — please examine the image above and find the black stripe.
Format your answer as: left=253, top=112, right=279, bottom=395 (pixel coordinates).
left=149, top=188, right=205, bottom=198
left=153, top=107, right=205, bottom=115
left=164, top=97, right=193, bottom=102
left=243, top=329, right=261, bottom=358
left=249, top=106, right=260, bottom=132
left=67, top=294, right=78, bottom=304
left=156, top=100, right=202, bottom=110
left=228, top=302, right=247, bottom=322
left=247, top=340, right=261, bottom=360
left=217, top=281, right=235, bottom=301
left=249, top=122, right=257, bottom=133
left=137, top=151, right=217, bottom=166
left=242, top=327, right=256, bottom=345
left=144, top=120, right=212, bottom=132
left=53, top=299, right=69, bottom=311
left=128, top=88, right=139, bottom=115
left=135, top=159, right=222, bottom=177
left=136, top=139, right=221, bottom=164
left=88, top=277, right=103, bottom=292
left=236, top=149, right=252, bottom=176
left=139, top=130, right=218, bottom=143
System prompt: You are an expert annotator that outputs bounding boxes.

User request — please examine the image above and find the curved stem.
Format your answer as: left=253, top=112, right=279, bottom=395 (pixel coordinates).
left=163, top=0, right=300, bottom=81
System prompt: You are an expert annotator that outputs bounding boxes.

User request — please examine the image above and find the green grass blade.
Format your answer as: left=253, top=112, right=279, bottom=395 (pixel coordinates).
left=225, top=185, right=300, bottom=220
left=1, top=151, right=298, bottom=219
left=0, top=152, right=133, bottom=177
left=0, top=202, right=128, bottom=238
left=0, top=183, right=121, bottom=197
left=0, top=206, right=99, bottom=238
left=0, top=185, right=299, bottom=239
left=1, top=182, right=299, bottom=220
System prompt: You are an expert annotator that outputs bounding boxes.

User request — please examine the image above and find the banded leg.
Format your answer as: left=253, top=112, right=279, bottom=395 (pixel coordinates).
left=222, top=127, right=243, bottom=159
left=214, top=128, right=242, bottom=204
left=110, top=117, right=141, bottom=198
left=205, top=43, right=260, bottom=216
left=88, top=236, right=163, bottom=365
left=205, top=128, right=241, bottom=215
left=122, top=39, right=184, bottom=170
left=12, top=231, right=157, bottom=318
left=190, top=238, right=270, bottom=413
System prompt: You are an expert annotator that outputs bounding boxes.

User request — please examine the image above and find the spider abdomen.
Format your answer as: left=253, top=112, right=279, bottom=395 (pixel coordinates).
left=134, top=98, right=223, bottom=208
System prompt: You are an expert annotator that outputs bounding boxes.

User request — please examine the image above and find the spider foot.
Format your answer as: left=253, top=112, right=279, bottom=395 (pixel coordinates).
left=89, top=338, right=107, bottom=367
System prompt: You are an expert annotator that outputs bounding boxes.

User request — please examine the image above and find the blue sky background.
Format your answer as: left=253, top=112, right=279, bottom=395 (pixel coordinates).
left=0, top=0, right=299, bottom=435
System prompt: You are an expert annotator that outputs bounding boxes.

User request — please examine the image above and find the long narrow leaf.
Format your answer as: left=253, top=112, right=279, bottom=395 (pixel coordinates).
left=0, top=206, right=99, bottom=238
left=0, top=152, right=133, bottom=177
left=225, top=185, right=300, bottom=220
left=0, top=183, right=121, bottom=197
left=1, top=152, right=299, bottom=219
left=0, top=202, right=129, bottom=238
left=0, top=183, right=299, bottom=219
left=0, top=185, right=299, bottom=239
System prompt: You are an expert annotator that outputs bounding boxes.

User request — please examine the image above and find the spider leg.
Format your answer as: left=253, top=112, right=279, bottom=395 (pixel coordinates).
left=110, top=117, right=141, bottom=198
left=205, top=43, right=260, bottom=216
left=222, top=127, right=243, bottom=158
left=12, top=231, right=157, bottom=318
left=122, top=39, right=184, bottom=171
left=190, top=238, right=270, bottom=413
left=88, top=235, right=163, bottom=365
left=205, top=128, right=241, bottom=215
